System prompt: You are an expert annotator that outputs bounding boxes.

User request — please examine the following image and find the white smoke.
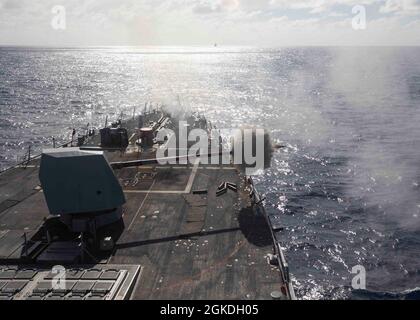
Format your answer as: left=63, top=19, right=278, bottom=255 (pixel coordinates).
left=328, top=47, right=420, bottom=230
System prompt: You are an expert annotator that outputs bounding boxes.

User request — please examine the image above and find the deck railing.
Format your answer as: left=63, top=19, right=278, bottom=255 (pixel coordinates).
left=248, top=176, right=296, bottom=300
left=0, top=139, right=79, bottom=175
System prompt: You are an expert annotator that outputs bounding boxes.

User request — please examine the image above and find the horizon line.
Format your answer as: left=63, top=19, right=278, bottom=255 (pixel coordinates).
left=1, top=44, right=420, bottom=49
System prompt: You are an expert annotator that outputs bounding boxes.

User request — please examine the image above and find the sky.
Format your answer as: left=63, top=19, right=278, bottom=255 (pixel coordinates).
left=0, top=0, right=419, bottom=46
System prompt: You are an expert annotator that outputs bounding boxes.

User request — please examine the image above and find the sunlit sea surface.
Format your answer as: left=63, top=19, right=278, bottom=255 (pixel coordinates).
left=1, top=46, right=420, bottom=300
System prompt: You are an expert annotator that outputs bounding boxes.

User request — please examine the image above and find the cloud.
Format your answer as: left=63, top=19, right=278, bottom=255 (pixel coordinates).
left=221, top=0, right=240, bottom=10
left=380, top=0, right=420, bottom=15
left=193, top=3, right=221, bottom=14
left=192, top=0, right=239, bottom=14
left=0, top=0, right=419, bottom=46
left=0, top=0, right=25, bottom=10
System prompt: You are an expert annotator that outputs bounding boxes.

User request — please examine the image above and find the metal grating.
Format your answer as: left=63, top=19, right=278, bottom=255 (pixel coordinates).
left=0, top=264, right=141, bottom=300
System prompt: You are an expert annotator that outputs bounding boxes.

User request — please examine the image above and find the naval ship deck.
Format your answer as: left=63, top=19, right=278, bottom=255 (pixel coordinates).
left=0, top=110, right=293, bottom=300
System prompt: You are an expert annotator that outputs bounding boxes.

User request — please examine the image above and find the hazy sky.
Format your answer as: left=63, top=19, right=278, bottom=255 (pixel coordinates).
left=0, top=0, right=419, bottom=46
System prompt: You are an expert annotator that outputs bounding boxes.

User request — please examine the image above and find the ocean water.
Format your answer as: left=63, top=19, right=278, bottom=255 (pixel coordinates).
left=1, top=46, right=420, bottom=300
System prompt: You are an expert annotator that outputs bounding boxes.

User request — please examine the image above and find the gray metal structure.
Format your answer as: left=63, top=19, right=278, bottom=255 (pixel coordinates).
left=0, top=106, right=295, bottom=300
left=40, top=148, right=126, bottom=216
